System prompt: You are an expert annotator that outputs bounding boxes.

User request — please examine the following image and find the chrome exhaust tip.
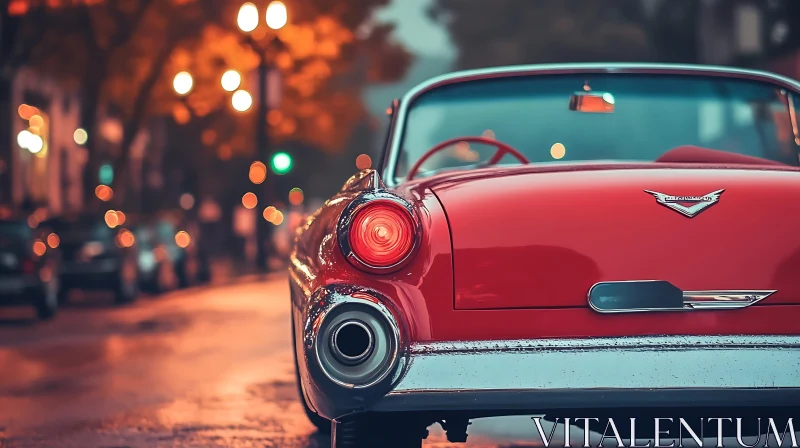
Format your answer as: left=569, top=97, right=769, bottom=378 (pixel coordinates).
left=310, top=291, right=402, bottom=389
left=330, top=320, right=374, bottom=366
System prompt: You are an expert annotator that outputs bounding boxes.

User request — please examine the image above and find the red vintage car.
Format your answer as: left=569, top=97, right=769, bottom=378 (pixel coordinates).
left=289, top=64, right=800, bottom=447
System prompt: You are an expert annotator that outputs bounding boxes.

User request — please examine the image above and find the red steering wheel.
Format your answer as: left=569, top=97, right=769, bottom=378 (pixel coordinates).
left=406, top=136, right=530, bottom=180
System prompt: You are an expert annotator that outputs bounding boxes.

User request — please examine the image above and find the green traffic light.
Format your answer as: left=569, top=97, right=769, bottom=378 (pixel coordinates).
left=271, top=152, right=292, bottom=175
left=98, top=164, right=114, bottom=185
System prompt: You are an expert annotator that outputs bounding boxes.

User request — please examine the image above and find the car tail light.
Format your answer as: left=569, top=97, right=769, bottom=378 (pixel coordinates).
left=346, top=200, right=416, bottom=269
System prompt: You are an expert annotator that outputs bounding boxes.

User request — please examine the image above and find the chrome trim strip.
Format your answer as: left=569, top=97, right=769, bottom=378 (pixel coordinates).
left=587, top=280, right=776, bottom=313
left=392, top=336, right=800, bottom=393
left=408, top=335, right=800, bottom=353
left=683, top=290, right=776, bottom=309
left=339, top=168, right=385, bottom=193
left=383, top=63, right=800, bottom=187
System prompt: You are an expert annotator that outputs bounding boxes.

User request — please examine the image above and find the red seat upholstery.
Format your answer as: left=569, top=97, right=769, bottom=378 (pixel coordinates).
left=656, top=145, right=785, bottom=166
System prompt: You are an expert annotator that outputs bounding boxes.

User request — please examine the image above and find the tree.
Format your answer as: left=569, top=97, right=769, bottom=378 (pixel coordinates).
left=13, top=0, right=411, bottom=209
left=152, top=2, right=412, bottom=156
left=10, top=0, right=223, bottom=208
left=429, top=0, right=653, bottom=70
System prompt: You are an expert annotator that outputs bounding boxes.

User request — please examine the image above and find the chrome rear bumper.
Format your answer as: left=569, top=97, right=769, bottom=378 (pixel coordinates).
left=372, top=336, right=800, bottom=413
left=298, top=286, right=800, bottom=420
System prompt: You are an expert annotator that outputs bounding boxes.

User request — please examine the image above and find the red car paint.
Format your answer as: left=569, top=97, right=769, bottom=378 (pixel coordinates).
left=289, top=160, right=800, bottom=343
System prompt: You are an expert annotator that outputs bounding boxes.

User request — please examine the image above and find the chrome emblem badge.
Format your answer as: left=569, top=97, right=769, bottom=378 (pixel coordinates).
left=643, top=189, right=724, bottom=218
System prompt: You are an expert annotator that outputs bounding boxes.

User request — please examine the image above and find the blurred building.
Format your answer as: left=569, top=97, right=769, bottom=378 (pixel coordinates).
left=693, top=0, right=800, bottom=76
left=7, top=66, right=86, bottom=215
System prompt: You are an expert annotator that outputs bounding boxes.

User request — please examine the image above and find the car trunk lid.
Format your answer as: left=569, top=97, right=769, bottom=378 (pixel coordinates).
left=429, top=167, right=800, bottom=310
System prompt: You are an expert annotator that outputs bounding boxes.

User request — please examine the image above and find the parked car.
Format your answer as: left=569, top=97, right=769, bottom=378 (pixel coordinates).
left=0, top=217, right=59, bottom=319
left=289, top=63, right=800, bottom=447
left=46, top=214, right=138, bottom=304
left=135, top=219, right=209, bottom=294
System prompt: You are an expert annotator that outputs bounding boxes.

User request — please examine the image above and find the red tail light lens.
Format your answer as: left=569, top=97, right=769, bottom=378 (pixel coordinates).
left=348, top=201, right=416, bottom=268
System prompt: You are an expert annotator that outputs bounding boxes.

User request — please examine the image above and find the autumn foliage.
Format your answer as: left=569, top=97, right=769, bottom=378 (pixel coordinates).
left=9, top=0, right=411, bottom=198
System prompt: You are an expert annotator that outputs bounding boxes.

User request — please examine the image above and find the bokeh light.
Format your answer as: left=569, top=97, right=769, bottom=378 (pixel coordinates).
left=180, top=193, right=195, bottom=210
left=232, top=90, right=253, bottom=112
left=202, top=129, right=217, bottom=146
left=98, top=164, right=114, bottom=185
left=242, top=192, right=258, bottom=209
left=117, top=229, right=135, bottom=248
left=237, top=2, right=259, bottom=32
left=262, top=206, right=284, bottom=226
left=173, top=71, right=194, bottom=95
left=16, top=130, right=32, bottom=148
left=95, top=185, right=113, bottom=202
left=271, top=210, right=284, bottom=225
left=104, top=210, right=119, bottom=228
left=175, top=231, right=191, bottom=248
left=265, top=1, right=288, bottom=30
left=550, top=142, right=566, bottom=160
left=218, top=144, right=233, bottom=160
left=116, top=211, right=126, bottom=226
left=73, top=128, right=88, bottom=145
left=46, top=233, right=60, bottom=249
left=29, top=114, right=44, bottom=128
left=17, top=130, right=43, bottom=154
left=249, top=161, right=267, bottom=184
left=263, top=206, right=278, bottom=221
left=356, top=154, right=372, bottom=170
left=18, top=104, right=38, bottom=120
left=271, top=152, right=292, bottom=174
left=33, top=240, right=47, bottom=256
left=288, top=187, right=304, bottom=206
left=221, top=70, right=242, bottom=92
left=26, top=134, right=44, bottom=154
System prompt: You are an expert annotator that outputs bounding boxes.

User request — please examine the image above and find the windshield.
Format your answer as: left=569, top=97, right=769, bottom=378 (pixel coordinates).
left=395, top=74, right=800, bottom=180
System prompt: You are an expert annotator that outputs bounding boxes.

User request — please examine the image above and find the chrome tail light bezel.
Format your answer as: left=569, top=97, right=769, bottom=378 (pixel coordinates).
left=336, top=190, right=422, bottom=274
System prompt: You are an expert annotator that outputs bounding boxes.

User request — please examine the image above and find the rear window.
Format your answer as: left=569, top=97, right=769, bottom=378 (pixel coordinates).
left=397, top=74, right=800, bottom=179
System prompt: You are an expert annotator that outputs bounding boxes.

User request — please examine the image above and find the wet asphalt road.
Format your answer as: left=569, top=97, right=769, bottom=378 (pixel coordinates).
left=0, top=274, right=545, bottom=448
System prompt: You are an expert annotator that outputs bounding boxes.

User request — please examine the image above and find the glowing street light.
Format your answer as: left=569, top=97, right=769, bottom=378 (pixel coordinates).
left=18, top=130, right=44, bottom=154
left=237, top=0, right=289, bottom=272
left=29, top=114, right=44, bottom=128
left=232, top=90, right=253, bottom=112
left=237, top=2, right=259, bottom=32
left=73, top=128, right=88, bottom=145
left=17, top=130, right=33, bottom=149
left=173, top=71, right=194, bottom=96
left=27, top=135, right=44, bottom=154
left=271, top=151, right=292, bottom=174
left=221, top=70, right=242, bottom=92
left=265, top=1, right=288, bottom=30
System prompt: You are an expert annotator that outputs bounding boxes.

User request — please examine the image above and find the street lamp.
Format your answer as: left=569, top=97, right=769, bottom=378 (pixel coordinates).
left=265, top=1, right=288, bottom=30
left=237, top=2, right=259, bottom=33
left=231, top=89, right=253, bottom=112
left=221, top=69, right=242, bottom=92
left=173, top=71, right=194, bottom=96
left=236, top=0, right=288, bottom=272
